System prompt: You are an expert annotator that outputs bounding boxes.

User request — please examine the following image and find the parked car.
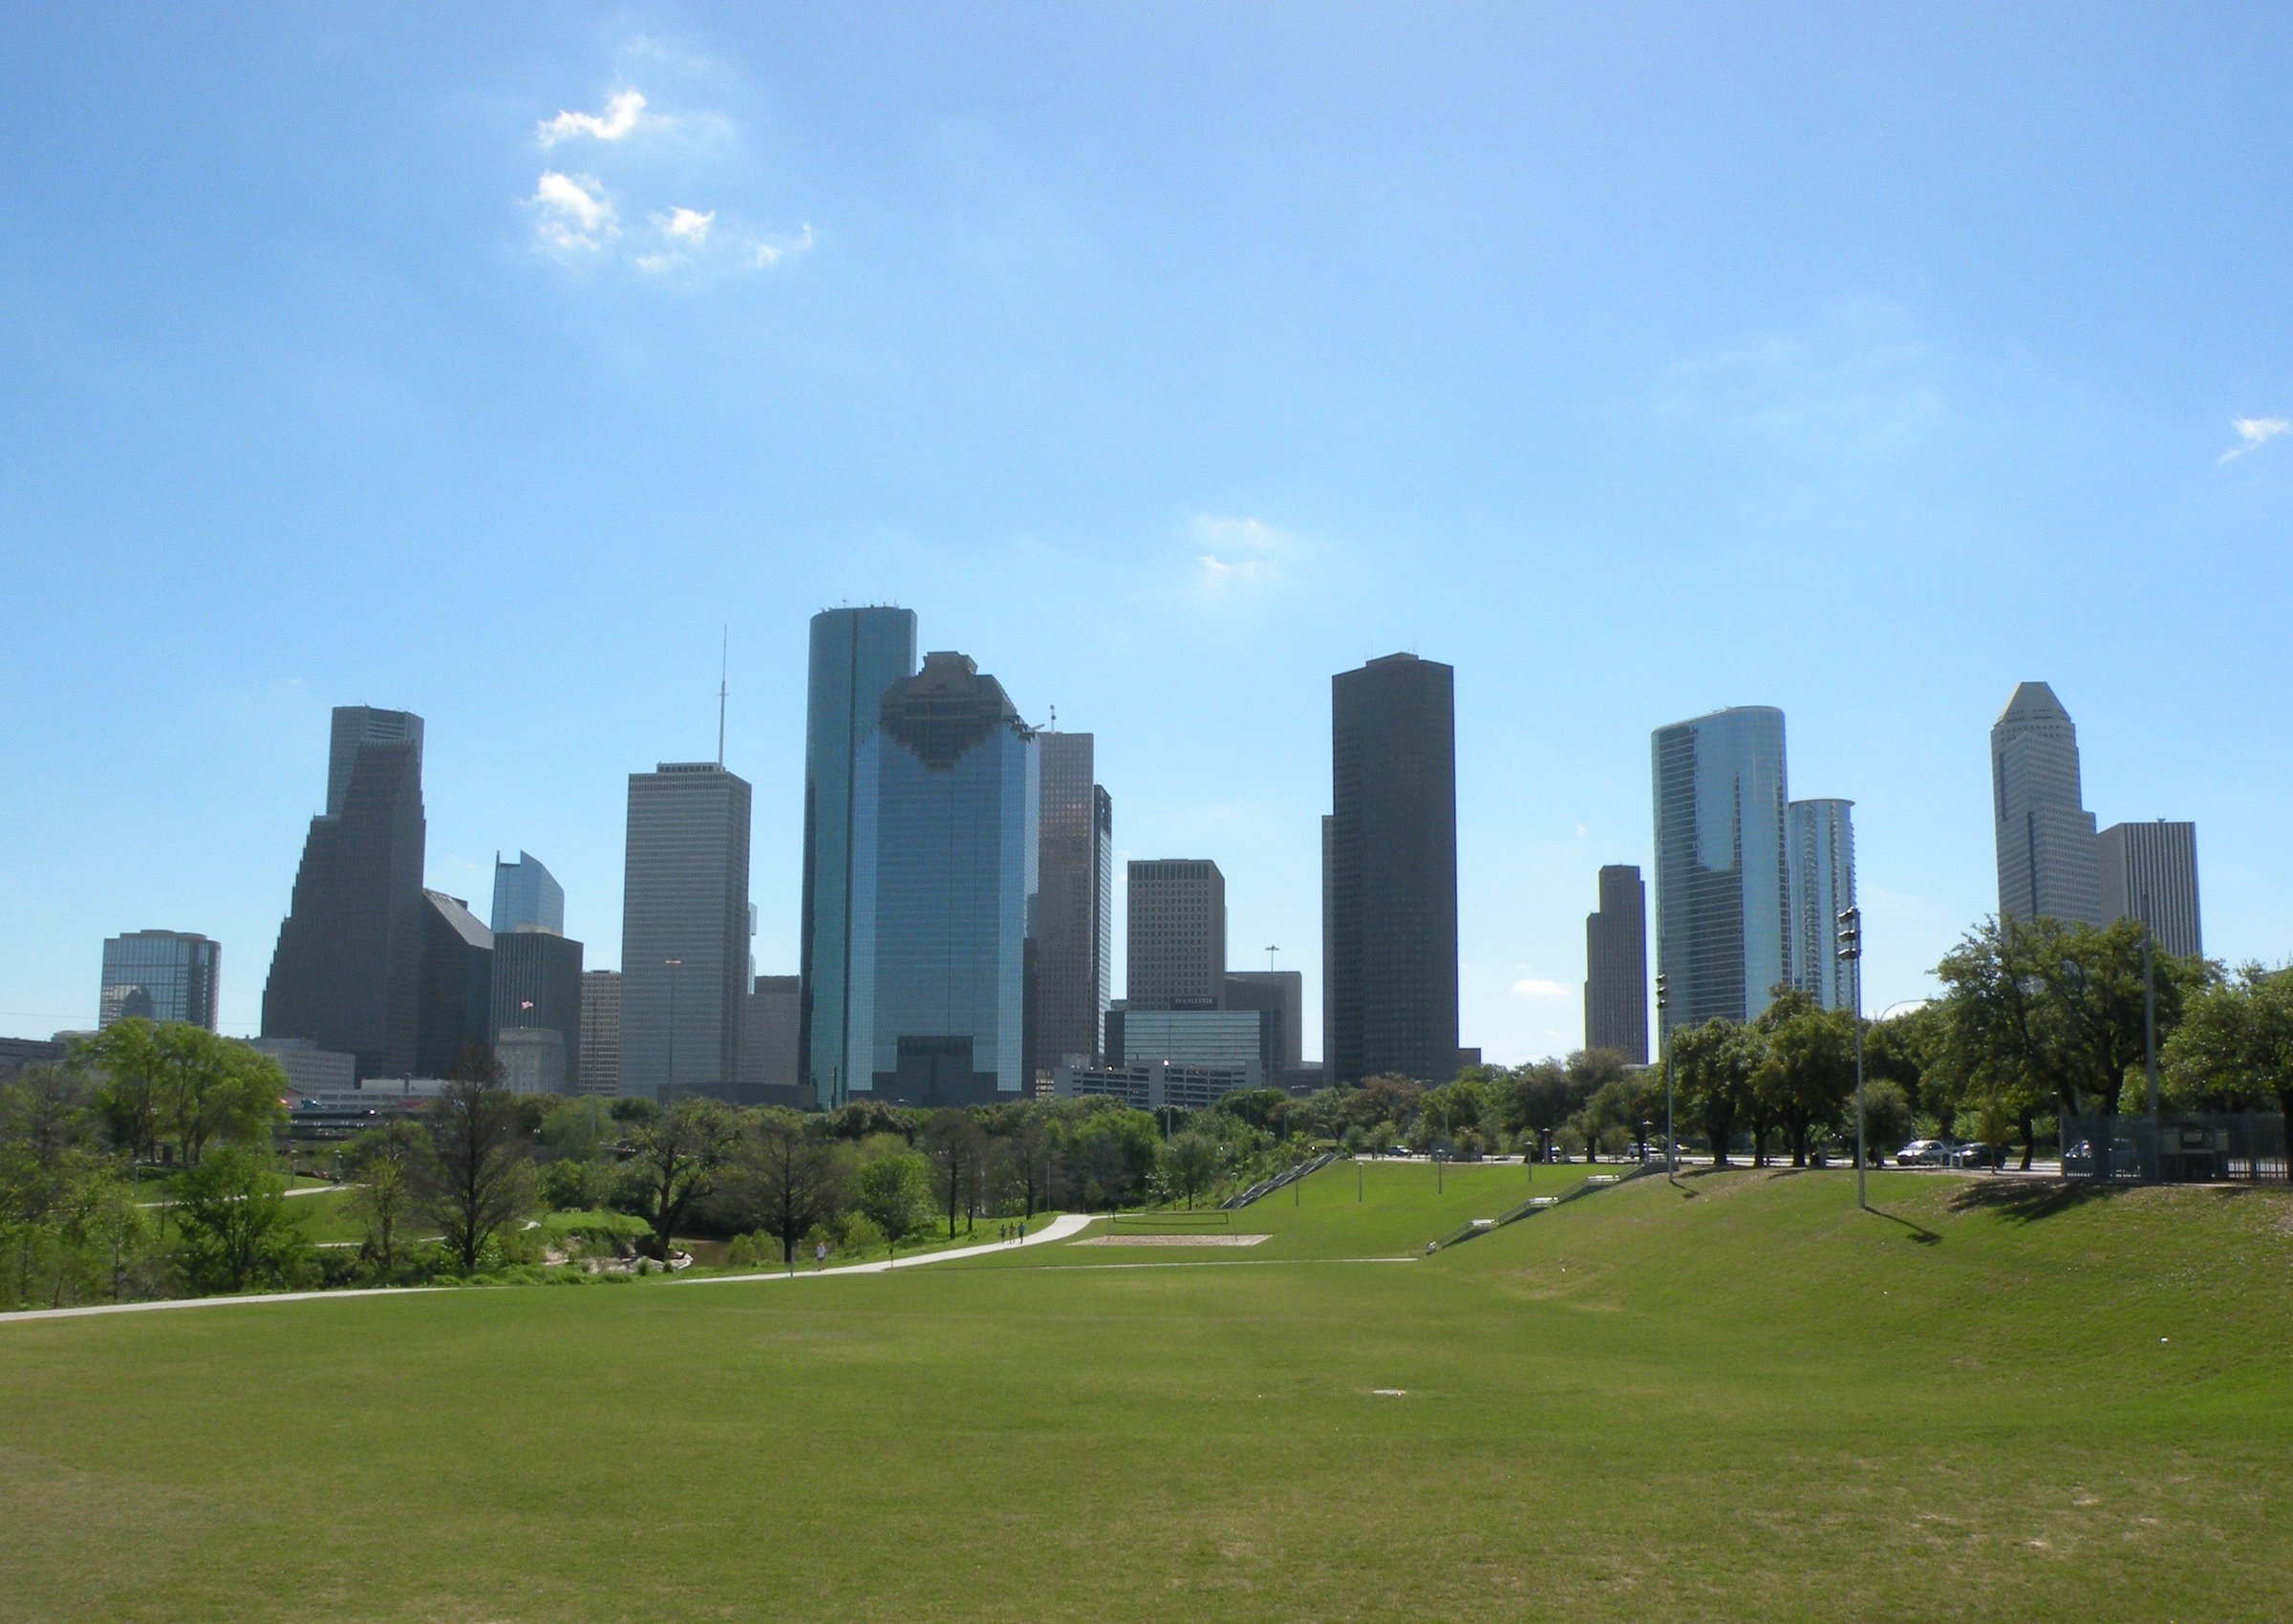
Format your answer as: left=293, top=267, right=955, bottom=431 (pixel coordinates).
left=1948, top=1142, right=1991, bottom=1167
left=2063, top=1137, right=2138, bottom=1175
left=1896, top=1139, right=1951, bottom=1166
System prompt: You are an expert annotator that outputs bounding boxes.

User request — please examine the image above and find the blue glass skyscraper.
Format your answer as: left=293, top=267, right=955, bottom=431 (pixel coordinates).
left=491, top=851, right=565, bottom=935
left=849, top=651, right=1038, bottom=1105
left=1651, top=706, right=1790, bottom=1036
left=800, top=607, right=917, bottom=1107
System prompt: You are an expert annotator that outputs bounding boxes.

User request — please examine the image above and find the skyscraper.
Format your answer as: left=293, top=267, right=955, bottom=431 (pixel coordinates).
left=1126, top=860, right=1226, bottom=1012
left=262, top=707, right=427, bottom=1079
left=1788, top=800, right=1857, bottom=1012
left=1583, top=865, right=1648, bottom=1062
left=741, top=974, right=803, bottom=1096
left=491, top=927, right=585, bottom=1088
left=2098, top=821, right=2203, bottom=958
left=98, top=930, right=221, bottom=1030
left=1033, top=731, right=1113, bottom=1077
left=1224, top=969, right=1304, bottom=1084
left=1651, top=706, right=1790, bottom=1036
left=414, top=890, right=492, bottom=1079
left=800, top=607, right=918, bottom=1108
left=1991, top=682, right=2103, bottom=928
left=577, top=970, right=620, bottom=1097
left=621, top=761, right=753, bottom=1100
left=490, top=851, right=566, bottom=935
left=851, top=652, right=1037, bottom=1105
left=1327, top=653, right=1460, bottom=1085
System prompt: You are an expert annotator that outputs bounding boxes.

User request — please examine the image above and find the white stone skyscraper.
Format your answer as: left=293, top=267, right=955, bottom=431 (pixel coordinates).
left=1990, top=682, right=2103, bottom=927
left=1787, top=800, right=1856, bottom=1012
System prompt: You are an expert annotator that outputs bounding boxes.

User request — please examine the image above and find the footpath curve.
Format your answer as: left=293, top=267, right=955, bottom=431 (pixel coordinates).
left=0, top=1213, right=1099, bottom=1326
left=670, top=1211, right=1095, bottom=1286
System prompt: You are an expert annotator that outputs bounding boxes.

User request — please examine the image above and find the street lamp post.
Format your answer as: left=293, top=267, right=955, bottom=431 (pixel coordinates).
left=663, top=957, right=683, bottom=1099
left=1656, top=973, right=1675, bottom=1181
left=1836, top=908, right=1864, bottom=1211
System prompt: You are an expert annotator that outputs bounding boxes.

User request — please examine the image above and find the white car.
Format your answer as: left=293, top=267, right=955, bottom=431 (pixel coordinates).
left=1896, top=1140, right=1952, bottom=1167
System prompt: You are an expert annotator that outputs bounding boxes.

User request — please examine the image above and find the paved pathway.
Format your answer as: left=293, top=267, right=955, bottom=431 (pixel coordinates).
left=0, top=1214, right=1099, bottom=1326
left=670, top=1212, right=1095, bottom=1286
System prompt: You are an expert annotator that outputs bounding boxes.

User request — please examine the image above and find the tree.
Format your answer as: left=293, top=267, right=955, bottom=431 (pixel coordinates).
left=921, top=1110, right=991, bottom=1237
left=1504, top=1061, right=1579, bottom=1161
left=736, top=1109, right=847, bottom=1265
left=1671, top=1018, right=1755, bottom=1165
left=2163, top=964, right=2293, bottom=1169
left=626, top=1098, right=739, bottom=1262
left=851, top=1146, right=931, bottom=1243
left=994, top=1109, right=1055, bottom=1218
left=1165, top=1131, right=1220, bottom=1208
left=78, top=1023, right=285, bottom=1165
left=79, top=1021, right=164, bottom=1162
left=174, top=1146, right=307, bottom=1294
left=342, top=1120, right=434, bottom=1275
left=1750, top=990, right=1855, bottom=1166
left=426, top=1063, right=534, bottom=1272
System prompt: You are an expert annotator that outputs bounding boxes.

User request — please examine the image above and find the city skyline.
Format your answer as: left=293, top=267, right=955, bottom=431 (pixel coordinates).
left=7, top=12, right=2291, bottom=1059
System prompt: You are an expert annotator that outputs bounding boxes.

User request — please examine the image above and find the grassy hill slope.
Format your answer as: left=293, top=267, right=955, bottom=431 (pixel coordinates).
left=2, top=1166, right=2287, bottom=1623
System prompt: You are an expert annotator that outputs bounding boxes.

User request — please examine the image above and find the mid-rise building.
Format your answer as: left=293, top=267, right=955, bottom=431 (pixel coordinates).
left=1054, top=1058, right=1256, bottom=1113
left=800, top=606, right=918, bottom=1109
left=490, top=851, right=566, bottom=935
left=491, top=927, right=584, bottom=1086
left=1651, top=706, right=1790, bottom=1036
left=1033, top=731, right=1113, bottom=1077
left=249, top=1036, right=358, bottom=1097
left=851, top=651, right=1037, bottom=1106
left=621, top=761, right=753, bottom=1100
left=577, top=970, right=620, bottom=1097
left=741, top=974, right=802, bottom=1094
left=98, top=930, right=221, bottom=1030
left=1126, top=860, right=1226, bottom=1012
left=262, top=706, right=427, bottom=1079
left=1327, top=653, right=1460, bottom=1084
left=2098, top=821, right=2203, bottom=958
left=1583, top=865, right=1648, bottom=1062
left=1114, top=1008, right=1266, bottom=1086
left=1224, top=970, right=1303, bottom=1085
left=1788, top=800, right=1857, bottom=1013
left=414, top=890, right=493, bottom=1079
left=1991, top=682, right=2104, bottom=928
left=495, top=1027, right=568, bottom=1095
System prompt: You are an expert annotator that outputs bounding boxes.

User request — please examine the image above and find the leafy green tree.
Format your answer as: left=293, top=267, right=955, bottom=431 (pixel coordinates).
left=1053, top=1102, right=1161, bottom=1208
left=921, top=1109, right=993, bottom=1236
left=174, top=1147, right=307, bottom=1294
left=426, top=1069, right=534, bottom=1272
left=733, top=1108, right=847, bottom=1265
left=625, top=1097, right=739, bottom=1261
left=2163, top=964, right=2293, bottom=1167
left=342, top=1120, right=434, bottom=1275
left=1750, top=990, right=1855, bottom=1166
left=80, top=1020, right=165, bottom=1161
left=1671, top=1018, right=1755, bottom=1165
left=78, top=1023, right=285, bottom=1165
left=851, top=1146, right=931, bottom=1243
left=1164, top=1131, right=1221, bottom=1208
left=1503, top=1060, right=1579, bottom=1160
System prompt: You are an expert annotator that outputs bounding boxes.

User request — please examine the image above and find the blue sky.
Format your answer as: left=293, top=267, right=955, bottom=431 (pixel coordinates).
left=4, top=5, right=2288, bottom=1059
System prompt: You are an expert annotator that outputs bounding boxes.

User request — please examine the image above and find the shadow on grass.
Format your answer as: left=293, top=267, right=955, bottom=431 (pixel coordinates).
left=1946, top=1178, right=2126, bottom=1224
left=1865, top=1207, right=1941, bottom=1245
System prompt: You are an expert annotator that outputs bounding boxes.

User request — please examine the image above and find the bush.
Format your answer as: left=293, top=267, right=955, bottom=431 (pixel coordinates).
left=835, top=1212, right=885, bottom=1255
left=726, top=1231, right=780, bottom=1269
left=538, top=1158, right=617, bottom=1212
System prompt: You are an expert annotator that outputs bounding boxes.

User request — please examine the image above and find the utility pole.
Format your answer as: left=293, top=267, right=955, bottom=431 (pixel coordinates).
left=1837, top=907, right=1865, bottom=1211
left=2141, top=891, right=2159, bottom=1183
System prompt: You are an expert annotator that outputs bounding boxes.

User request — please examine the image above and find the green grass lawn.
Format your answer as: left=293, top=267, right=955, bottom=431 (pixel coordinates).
left=4, top=1165, right=2289, bottom=1621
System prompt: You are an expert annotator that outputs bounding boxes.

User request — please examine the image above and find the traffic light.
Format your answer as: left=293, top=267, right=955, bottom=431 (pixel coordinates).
left=1835, top=907, right=1861, bottom=963
left=1654, top=972, right=1668, bottom=1012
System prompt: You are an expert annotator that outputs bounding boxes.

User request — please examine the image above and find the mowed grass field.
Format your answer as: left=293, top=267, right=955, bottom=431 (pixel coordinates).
left=4, top=1164, right=2290, bottom=1623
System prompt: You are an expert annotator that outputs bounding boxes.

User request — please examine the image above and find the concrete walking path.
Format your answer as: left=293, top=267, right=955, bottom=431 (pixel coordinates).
left=0, top=1214, right=1098, bottom=1327
left=670, top=1212, right=1096, bottom=1286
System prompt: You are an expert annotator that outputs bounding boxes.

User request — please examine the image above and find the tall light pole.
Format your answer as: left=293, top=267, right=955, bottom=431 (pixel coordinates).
left=1836, top=908, right=1865, bottom=1211
left=1656, top=972, right=1675, bottom=1180
left=663, top=957, right=683, bottom=1100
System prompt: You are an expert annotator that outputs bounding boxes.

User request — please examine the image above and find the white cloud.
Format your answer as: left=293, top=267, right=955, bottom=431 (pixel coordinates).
left=527, top=171, right=617, bottom=252
left=659, top=207, right=715, bottom=244
left=1511, top=978, right=1567, bottom=998
left=1189, top=514, right=1297, bottom=595
left=537, top=90, right=650, bottom=147
left=755, top=223, right=814, bottom=266
left=2218, top=416, right=2290, bottom=463
left=633, top=252, right=681, bottom=274
left=1190, top=514, right=1294, bottom=553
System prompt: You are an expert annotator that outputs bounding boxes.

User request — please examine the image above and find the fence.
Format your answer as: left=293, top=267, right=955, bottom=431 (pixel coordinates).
left=2060, top=1112, right=2288, bottom=1184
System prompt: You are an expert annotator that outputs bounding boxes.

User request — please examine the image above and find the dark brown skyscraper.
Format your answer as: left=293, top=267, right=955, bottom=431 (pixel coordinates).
left=262, top=707, right=428, bottom=1080
left=1583, top=865, right=1649, bottom=1063
left=1033, top=732, right=1112, bottom=1076
left=1126, top=859, right=1225, bottom=1012
left=1327, top=653, right=1458, bottom=1085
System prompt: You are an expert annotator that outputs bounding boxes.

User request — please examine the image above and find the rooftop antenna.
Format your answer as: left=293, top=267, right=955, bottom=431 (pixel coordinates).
left=1267, top=944, right=1279, bottom=972
left=716, top=626, right=728, bottom=767
left=1048, top=703, right=1058, bottom=731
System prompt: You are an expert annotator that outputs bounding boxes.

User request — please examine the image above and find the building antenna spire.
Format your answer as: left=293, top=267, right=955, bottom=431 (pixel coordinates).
left=717, top=626, right=729, bottom=767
